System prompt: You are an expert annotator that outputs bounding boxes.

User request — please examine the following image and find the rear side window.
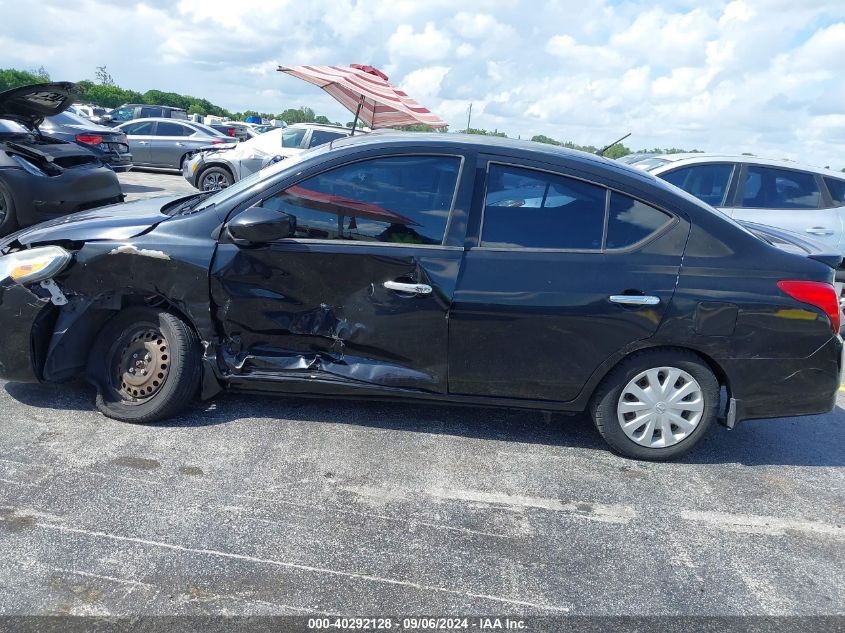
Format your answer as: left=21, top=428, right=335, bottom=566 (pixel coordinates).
left=155, top=122, right=190, bottom=136
left=481, top=164, right=606, bottom=250
left=660, top=164, right=733, bottom=206
left=259, top=155, right=461, bottom=245
left=606, top=193, right=673, bottom=249
left=824, top=177, right=845, bottom=206
left=170, top=110, right=188, bottom=120
left=139, top=106, right=161, bottom=118
left=741, top=166, right=821, bottom=209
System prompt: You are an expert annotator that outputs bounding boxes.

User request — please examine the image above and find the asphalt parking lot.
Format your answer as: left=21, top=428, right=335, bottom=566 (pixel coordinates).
left=0, top=169, right=843, bottom=617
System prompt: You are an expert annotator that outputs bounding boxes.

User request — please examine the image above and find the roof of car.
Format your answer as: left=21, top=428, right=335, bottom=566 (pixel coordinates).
left=117, top=104, right=186, bottom=110
left=117, top=117, right=204, bottom=125
left=331, top=131, right=663, bottom=184
left=648, top=153, right=844, bottom=177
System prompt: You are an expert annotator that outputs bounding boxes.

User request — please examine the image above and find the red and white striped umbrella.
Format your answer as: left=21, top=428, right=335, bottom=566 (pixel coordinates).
left=276, top=64, right=448, bottom=131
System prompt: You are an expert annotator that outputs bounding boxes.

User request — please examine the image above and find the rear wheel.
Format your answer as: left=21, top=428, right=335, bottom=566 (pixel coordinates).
left=89, top=307, right=201, bottom=423
left=0, top=179, right=18, bottom=237
left=590, top=350, right=719, bottom=460
left=199, top=166, right=233, bottom=191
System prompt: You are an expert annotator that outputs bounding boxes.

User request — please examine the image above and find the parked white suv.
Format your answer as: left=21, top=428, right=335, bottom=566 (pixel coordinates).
left=630, top=153, right=845, bottom=288
left=183, top=123, right=357, bottom=191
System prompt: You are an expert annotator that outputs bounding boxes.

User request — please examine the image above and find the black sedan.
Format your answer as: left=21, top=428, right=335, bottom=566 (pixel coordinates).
left=0, top=134, right=841, bottom=460
left=0, top=82, right=124, bottom=237
left=39, top=110, right=133, bottom=172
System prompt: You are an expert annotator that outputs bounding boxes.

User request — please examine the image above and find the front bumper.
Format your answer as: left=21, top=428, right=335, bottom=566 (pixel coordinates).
left=0, top=282, right=55, bottom=383
left=724, top=334, right=843, bottom=423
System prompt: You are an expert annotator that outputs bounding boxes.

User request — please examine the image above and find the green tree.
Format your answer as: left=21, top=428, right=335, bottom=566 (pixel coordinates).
left=0, top=68, right=44, bottom=90
left=531, top=134, right=561, bottom=145
left=466, top=127, right=507, bottom=137
left=314, top=115, right=331, bottom=125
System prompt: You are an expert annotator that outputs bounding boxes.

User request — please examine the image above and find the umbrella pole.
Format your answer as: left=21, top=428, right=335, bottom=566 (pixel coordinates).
left=351, top=96, right=364, bottom=136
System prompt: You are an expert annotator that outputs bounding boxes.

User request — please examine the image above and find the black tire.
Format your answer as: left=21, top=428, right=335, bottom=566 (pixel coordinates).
left=0, top=179, right=18, bottom=237
left=198, top=166, right=233, bottom=191
left=88, top=307, right=201, bottom=423
left=589, top=349, right=719, bottom=461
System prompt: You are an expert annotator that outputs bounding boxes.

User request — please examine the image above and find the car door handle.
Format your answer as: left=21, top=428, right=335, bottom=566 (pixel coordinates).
left=806, top=227, right=834, bottom=236
left=383, top=281, right=432, bottom=295
left=138, top=141, right=148, bottom=145
left=609, top=295, right=660, bottom=306
left=176, top=142, right=184, bottom=147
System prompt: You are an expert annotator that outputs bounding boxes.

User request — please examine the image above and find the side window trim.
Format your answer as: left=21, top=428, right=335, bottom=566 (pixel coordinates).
left=476, top=159, right=677, bottom=254
left=235, top=152, right=467, bottom=249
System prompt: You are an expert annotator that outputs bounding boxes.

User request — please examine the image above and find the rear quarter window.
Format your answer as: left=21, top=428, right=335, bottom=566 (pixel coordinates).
left=606, top=193, right=673, bottom=249
left=824, top=177, right=845, bottom=206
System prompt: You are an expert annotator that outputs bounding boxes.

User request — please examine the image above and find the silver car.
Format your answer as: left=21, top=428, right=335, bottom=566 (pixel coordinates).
left=115, top=118, right=233, bottom=169
left=634, top=153, right=845, bottom=295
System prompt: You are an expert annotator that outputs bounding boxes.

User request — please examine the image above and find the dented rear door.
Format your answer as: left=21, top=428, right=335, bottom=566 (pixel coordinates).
left=210, top=151, right=472, bottom=393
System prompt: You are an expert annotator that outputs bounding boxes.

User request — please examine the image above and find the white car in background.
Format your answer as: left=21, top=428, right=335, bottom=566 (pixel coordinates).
left=631, top=153, right=845, bottom=295
left=182, top=123, right=355, bottom=190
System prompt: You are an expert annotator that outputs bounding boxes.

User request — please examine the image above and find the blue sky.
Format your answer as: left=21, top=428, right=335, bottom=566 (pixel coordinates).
left=1, top=0, right=843, bottom=168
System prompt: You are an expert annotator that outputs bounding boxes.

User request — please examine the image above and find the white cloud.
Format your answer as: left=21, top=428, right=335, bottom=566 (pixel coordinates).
left=0, top=0, right=844, bottom=168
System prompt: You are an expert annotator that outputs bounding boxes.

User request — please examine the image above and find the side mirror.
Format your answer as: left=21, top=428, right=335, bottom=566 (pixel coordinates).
left=225, top=205, right=296, bottom=245
left=100, top=113, right=113, bottom=123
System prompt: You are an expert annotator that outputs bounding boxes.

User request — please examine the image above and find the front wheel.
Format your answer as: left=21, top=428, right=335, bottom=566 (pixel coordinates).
left=0, top=179, right=18, bottom=237
left=590, top=350, right=719, bottom=461
left=199, top=166, right=233, bottom=191
left=89, top=307, right=201, bottom=423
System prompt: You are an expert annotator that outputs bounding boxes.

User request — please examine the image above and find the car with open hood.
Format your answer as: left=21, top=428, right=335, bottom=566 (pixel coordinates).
left=0, top=82, right=124, bottom=237
left=0, top=134, right=841, bottom=461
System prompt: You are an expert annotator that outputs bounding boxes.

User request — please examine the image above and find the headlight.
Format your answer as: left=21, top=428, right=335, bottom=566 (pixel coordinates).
left=10, top=154, right=48, bottom=177
left=0, top=246, right=72, bottom=284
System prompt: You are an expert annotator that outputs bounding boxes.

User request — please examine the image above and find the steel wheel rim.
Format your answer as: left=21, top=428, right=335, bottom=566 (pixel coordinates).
left=114, top=328, right=170, bottom=403
left=202, top=173, right=227, bottom=191
left=617, top=366, right=704, bottom=448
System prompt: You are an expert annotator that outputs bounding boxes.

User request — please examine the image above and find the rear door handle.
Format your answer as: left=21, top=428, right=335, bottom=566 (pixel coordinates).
left=806, top=227, right=834, bottom=236
left=609, top=295, right=660, bottom=306
left=383, top=281, right=432, bottom=295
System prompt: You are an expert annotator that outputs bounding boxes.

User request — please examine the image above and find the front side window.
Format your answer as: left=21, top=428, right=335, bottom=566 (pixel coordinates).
left=281, top=128, right=307, bottom=148
left=660, top=163, right=733, bottom=207
left=481, top=164, right=606, bottom=250
left=258, top=155, right=461, bottom=244
left=140, top=106, right=160, bottom=118
left=121, top=121, right=155, bottom=135
left=606, top=193, right=673, bottom=249
left=741, top=166, right=821, bottom=209
left=824, top=177, right=845, bottom=206
left=155, top=122, right=190, bottom=137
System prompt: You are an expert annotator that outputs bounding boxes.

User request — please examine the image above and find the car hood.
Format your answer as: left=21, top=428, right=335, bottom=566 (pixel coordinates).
left=0, top=82, right=79, bottom=128
left=2, top=196, right=183, bottom=249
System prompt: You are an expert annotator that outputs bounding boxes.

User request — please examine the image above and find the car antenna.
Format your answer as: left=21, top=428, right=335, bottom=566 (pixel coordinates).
left=596, top=132, right=631, bottom=156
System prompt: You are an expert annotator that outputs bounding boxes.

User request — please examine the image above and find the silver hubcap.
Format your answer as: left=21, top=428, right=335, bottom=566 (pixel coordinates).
left=617, top=366, right=704, bottom=449
left=202, top=173, right=228, bottom=191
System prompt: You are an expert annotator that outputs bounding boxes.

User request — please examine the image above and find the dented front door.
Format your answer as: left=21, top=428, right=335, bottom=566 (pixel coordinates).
left=210, top=153, right=467, bottom=393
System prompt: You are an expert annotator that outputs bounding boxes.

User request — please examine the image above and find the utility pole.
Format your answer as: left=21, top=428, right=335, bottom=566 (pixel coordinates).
left=466, top=102, right=472, bottom=133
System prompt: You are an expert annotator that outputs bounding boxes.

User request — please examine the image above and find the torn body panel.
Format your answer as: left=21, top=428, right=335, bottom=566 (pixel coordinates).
left=210, top=242, right=463, bottom=393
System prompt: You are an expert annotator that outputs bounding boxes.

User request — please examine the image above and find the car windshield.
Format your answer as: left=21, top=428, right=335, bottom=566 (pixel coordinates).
left=190, top=145, right=331, bottom=213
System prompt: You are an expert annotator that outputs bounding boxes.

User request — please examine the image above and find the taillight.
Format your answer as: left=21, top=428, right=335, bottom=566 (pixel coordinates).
left=777, top=280, right=840, bottom=333
left=211, top=139, right=226, bottom=144
left=75, top=134, right=103, bottom=145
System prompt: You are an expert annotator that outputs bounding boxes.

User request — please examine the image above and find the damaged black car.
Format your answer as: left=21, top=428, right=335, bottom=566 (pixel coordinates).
left=0, top=133, right=841, bottom=460
left=0, top=82, right=123, bottom=236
